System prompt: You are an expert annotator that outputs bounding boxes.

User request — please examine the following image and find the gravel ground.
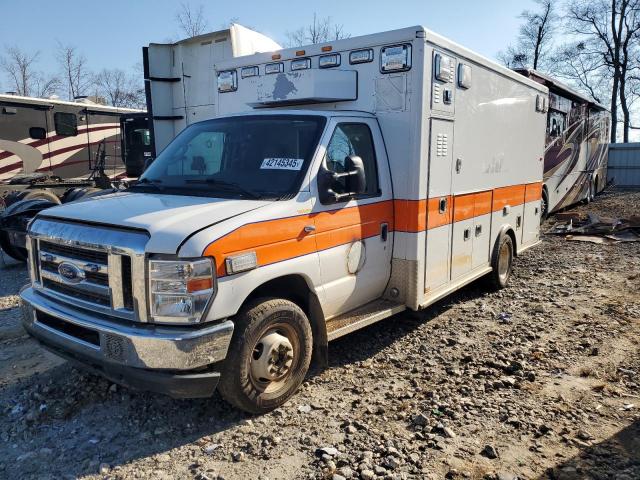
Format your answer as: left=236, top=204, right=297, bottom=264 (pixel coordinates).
left=0, top=189, right=639, bottom=480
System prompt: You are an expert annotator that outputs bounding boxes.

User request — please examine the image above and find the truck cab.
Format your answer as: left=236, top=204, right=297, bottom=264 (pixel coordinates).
left=20, top=26, right=546, bottom=413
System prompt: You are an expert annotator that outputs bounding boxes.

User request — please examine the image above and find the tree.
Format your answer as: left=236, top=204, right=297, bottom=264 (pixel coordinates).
left=1, top=46, right=40, bottom=96
left=1, top=46, right=60, bottom=98
left=565, top=0, right=640, bottom=142
left=56, top=42, right=93, bottom=100
left=498, top=0, right=557, bottom=71
left=175, top=2, right=208, bottom=38
left=94, top=68, right=145, bottom=109
left=285, top=13, right=350, bottom=47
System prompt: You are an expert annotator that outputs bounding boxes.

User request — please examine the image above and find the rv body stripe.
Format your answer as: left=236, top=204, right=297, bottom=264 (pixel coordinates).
left=203, top=181, right=542, bottom=277
left=0, top=126, right=120, bottom=175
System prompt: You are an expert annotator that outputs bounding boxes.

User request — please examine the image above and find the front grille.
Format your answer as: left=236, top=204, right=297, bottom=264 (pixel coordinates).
left=121, top=255, right=134, bottom=310
left=39, top=240, right=108, bottom=264
left=35, top=238, right=136, bottom=318
left=28, top=218, right=148, bottom=322
left=36, top=310, right=100, bottom=346
left=42, top=278, right=111, bottom=306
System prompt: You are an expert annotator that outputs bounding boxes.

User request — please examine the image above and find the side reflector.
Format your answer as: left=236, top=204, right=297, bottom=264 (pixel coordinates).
left=225, top=251, right=258, bottom=275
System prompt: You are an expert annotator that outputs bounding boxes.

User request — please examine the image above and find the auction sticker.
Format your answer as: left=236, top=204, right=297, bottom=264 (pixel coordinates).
left=260, top=158, right=304, bottom=170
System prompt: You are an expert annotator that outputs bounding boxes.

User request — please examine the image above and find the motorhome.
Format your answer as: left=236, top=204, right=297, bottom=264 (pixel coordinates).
left=0, top=94, right=144, bottom=187
left=0, top=95, right=148, bottom=260
left=20, top=26, right=547, bottom=413
left=517, top=70, right=610, bottom=217
left=144, top=23, right=282, bottom=155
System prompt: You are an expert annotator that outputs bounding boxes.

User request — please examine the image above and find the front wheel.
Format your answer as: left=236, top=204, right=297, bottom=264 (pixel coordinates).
left=218, top=298, right=313, bottom=414
left=488, top=234, right=514, bottom=290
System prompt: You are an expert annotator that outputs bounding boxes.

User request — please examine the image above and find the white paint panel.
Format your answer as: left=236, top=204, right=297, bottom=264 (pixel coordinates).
left=472, top=212, right=491, bottom=269
left=451, top=218, right=473, bottom=280
left=425, top=224, right=450, bottom=292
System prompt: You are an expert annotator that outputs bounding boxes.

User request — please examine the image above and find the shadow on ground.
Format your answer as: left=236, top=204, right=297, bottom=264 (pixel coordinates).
left=537, top=420, right=640, bottom=479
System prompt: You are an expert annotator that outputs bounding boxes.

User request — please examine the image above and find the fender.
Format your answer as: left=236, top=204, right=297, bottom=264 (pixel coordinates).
left=0, top=198, right=57, bottom=227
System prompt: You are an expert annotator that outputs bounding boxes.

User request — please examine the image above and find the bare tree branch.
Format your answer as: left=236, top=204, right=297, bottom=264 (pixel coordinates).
left=55, top=41, right=93, bottom=100
left=285, top=13, right=350, bottom=47
left=175, top=3, right=209, bottom=38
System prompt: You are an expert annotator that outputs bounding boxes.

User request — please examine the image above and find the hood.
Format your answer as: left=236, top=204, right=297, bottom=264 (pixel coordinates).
left=40, top=191, right=269, bottom=254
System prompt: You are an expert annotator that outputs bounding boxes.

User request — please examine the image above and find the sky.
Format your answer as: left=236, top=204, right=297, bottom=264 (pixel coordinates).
left=0, top=0, right=535, bottom=86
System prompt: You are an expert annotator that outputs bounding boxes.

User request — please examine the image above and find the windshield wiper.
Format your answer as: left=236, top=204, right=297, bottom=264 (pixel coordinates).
left=129, top=177, right=165, bottom=193
left=185, top=178, right=260, bottom=199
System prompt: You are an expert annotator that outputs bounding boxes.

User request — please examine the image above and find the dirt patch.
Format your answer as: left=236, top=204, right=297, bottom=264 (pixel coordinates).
left=1, top=189, right=639, bottom=479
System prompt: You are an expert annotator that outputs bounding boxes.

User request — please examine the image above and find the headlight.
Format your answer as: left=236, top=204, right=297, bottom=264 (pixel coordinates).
left=149, top=258, right=215, bottom=324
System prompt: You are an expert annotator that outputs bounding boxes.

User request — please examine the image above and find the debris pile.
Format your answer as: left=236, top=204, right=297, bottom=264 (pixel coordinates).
left=547, top=212, right=640, bottom=244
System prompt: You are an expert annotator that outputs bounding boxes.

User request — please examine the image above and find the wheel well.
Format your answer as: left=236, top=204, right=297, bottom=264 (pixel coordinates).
left=242, top=274, right=328, bottom=367
left=505, top=228, right=518, bottom=257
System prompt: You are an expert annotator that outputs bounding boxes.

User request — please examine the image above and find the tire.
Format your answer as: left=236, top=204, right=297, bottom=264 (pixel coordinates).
left=488, top=234, right=514, bottom=290
left=218, top=297, right=313, bottom=414
left=0, top=230, right=28, bottom=262
left=19, top=189, right=61, bottom=204
left=62, top=187, right=102, bottom=203
left=540, top=189, right=549, bottom=223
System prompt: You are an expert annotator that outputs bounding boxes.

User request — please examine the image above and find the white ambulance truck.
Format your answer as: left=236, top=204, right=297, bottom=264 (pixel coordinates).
left=20, top=26, right=547, bottom=413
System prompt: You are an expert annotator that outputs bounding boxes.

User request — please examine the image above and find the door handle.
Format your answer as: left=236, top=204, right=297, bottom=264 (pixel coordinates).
left=303, top=225, right=316, bottom=233
left=380, top=223, right=388, bottom=242
left=463, top=228, right=470, bottom=241
left=439, top=197, right=447, bottom=213
left=455, top=157, right=462, bottom=174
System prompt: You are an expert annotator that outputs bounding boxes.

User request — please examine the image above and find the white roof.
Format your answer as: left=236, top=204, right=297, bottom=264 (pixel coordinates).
left=0, top=93, right=143, bottom=113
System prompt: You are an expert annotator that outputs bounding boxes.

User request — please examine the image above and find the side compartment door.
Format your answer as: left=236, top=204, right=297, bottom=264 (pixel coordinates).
left=424, top=119, right=454, bottom=291
left=521, top=183, right=542, bottom=247
left=314, top=118, right=393, bottom=318
left=450, top=193, right=474, bottom=280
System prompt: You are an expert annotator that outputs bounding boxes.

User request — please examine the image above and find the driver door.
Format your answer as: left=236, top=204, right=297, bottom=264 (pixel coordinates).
left=312, top=117, right=394, bottom=318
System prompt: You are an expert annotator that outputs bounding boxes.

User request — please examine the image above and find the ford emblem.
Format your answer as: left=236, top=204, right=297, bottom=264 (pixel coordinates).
left=58, top=262, right=85, bottom=284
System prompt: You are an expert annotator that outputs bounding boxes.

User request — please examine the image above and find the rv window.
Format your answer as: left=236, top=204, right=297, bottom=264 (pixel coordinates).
left=29, top=127, right=46, bottom=140
left=548, top=111, right=566, bottom=138
left=324, top=123, right=379, bottom=197
left=54, top=112, right=78, bottom=136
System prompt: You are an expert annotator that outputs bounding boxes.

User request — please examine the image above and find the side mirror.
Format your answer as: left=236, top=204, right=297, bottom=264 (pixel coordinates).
left=318, top=155, right=367, bottom=204
left=345, top=155, right=366, bottom=195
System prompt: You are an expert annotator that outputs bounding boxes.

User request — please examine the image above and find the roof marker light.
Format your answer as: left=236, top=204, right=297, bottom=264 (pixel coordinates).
left=321, top=45, right=332, bottom=52
left=291, top=58, right=311, bottom=71
left=296, top=50, right=306, bottom=56
left=319, top=53, right=341, bottom=69
left=271, top=54, right=281, bottom=60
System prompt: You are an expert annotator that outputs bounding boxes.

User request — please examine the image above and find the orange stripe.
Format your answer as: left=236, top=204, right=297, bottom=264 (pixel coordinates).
left=492, top=185, right=526, bottom=212
left=525, top=182, right=542, bottom=203
left=453, top=193, right=475, bottom=222
left=203, top=181, right=537, bottom=276
left=474, top=191, right=493, bottom=216
left=427, top=196, right=452, bottom=229
left=203, top=201, right=393, bottom=276
left=393, top=199, right=426, bottom=233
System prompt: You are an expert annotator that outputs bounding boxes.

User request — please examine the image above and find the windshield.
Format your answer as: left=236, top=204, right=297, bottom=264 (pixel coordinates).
left=136, top=115, right=326, bottom=199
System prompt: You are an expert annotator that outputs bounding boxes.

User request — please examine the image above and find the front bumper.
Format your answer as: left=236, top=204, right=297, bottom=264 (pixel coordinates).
left=20, top=286, right=234, bottom=398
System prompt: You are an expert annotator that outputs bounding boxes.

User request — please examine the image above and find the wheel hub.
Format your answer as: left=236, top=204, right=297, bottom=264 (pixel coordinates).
left=251, top=331, right=294, bottom=383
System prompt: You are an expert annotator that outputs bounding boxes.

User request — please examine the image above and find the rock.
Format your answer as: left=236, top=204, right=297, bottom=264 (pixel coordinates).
left=99, top=463, right=111, bottom=474
left=443, top=427, right=456, bottom=438
left=338, top=466, right=353, bottom=478
left=360, top=469, right=375, bottom=480
left=298, top=404, right=312, bottom=413
left=332, top=475, right=346, bottom=480
left=317, top=446, right=339, bottom=457
left=481, top=444, right=499, bottom=459
left=231, top=451, right=245, bottom=462
left=412, top=413, right=429, bottom=426
left=203, top=443, right=222, bottom=455
left=497, top=472, right=520, bottom=480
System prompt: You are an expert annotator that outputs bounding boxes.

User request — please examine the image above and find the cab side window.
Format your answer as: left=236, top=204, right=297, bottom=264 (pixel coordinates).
left=325, top=123, right=379, bottom=196
left=54, top=112, right=78, bottom=136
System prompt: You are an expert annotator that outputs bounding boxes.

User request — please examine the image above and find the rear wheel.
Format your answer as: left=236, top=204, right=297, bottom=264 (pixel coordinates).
left=540, top=188, right=549, bottom=222
left=19, top=189, right=61, bottom=204
left=488, top=234, right=514, bottom=290
left=0, top=230, right=28, bottom=262
left=218, top=298, right=313, bottom=414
